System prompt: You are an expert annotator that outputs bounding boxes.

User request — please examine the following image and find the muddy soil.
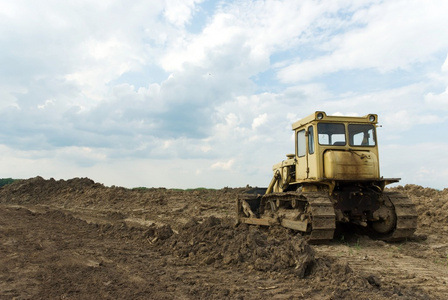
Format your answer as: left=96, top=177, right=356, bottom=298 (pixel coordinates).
left=1, top=177, right=447, bottom=299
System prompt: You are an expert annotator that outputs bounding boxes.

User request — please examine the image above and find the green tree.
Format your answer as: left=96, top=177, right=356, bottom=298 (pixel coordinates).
left=0, top=178, right=19, bottom=187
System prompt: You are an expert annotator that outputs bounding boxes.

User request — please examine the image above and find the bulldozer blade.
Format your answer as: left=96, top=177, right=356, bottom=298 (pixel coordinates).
left=280, top=219, right=308, bottom=232
left=239, top=217, right=278, bottom=226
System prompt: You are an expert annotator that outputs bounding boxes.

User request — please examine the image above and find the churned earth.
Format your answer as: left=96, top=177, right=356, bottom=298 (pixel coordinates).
left=0, top=177, right=447, bottom=299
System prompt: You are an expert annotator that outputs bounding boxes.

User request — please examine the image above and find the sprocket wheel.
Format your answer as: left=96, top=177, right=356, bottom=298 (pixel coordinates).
left=371, top=206, right=397, bottom=234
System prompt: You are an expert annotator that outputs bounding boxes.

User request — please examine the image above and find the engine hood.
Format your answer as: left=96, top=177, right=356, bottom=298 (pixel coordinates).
left=323, top=150, right=379, bottom=180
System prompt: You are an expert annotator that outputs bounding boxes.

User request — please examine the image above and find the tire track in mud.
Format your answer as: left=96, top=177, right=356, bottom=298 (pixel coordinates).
left=315, top=240, right=448, bottom=298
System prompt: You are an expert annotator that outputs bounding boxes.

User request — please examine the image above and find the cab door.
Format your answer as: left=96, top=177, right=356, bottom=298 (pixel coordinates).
left=306, top=125, right=317, bottom=179
left=296, top=126, right=315, bottom=180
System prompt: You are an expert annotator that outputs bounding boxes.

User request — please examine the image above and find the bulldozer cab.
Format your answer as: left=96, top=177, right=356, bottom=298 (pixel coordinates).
left=283, top=112, right=381, bottom=190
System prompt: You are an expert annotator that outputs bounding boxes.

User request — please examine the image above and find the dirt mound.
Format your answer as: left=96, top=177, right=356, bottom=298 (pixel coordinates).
left=0, top=177, right=445, bottom=299
left=389, top=185, right=448, bottom=235
left=2, top=207, right=427, bottom=300
left=0, top=176, right=108, bottom=205
left=157, top=216, right=315, bottom=278
left=136, top=216, right=428, bottom=298
left=0, top=176, right=244, bottom=230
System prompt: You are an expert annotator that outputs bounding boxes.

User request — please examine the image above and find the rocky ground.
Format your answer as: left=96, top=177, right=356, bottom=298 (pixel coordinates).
left=1, top=177, right=447, bottom=299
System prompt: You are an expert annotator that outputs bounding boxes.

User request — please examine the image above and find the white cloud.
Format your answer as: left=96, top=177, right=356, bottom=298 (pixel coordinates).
left=424, top=53, right=448, bottom=111
left=163, top=0, right=203, bottom=27
left=211, top=159, right=235, bottom=171
left=0, top=0, right=447, bottom=190
left=442, top=54, right=448, bottom=72
left=381, top=142, right=448, bottom=189
left=252, top=113, right=268, bottom=130
left=425, top=90, right=448, bottom=111
left=278, top=0, right=448, bottom=82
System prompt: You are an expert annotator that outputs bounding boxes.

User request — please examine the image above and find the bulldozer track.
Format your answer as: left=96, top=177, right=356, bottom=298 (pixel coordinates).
left=261, top=192, right=336, bottom=242
left=302, top=192, right=336, bottom=242
left=384, top=191, right=418, bottom=241
left=238, top=190, right=416, bottom=242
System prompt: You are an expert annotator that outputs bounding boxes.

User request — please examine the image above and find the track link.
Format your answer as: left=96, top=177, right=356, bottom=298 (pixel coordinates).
left=302, top=192, right=336, bottom=242
left=384, top=191, right=418, bottom=241
left=237, top=190, right=417, bottom=243
left=261, top=191, right=336, bottom=242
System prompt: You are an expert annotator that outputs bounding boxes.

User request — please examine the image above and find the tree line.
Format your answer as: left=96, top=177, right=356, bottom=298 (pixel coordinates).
left=0, top=178, right=20, bottom=187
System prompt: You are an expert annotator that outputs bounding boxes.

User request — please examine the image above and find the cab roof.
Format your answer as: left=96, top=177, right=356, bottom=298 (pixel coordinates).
left=292, top=111, right=378, bottom=130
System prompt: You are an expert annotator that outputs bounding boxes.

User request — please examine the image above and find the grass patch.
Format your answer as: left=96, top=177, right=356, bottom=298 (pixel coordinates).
left=0, top=178, right=20, bottom=187
left=131, top=187, right=219, bottom=192
left=170, top=187, right=217, bottom=192
left=132, top=187, right=150, bottom=191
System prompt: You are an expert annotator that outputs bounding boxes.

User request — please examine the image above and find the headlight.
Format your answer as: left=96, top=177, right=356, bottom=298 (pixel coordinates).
left=317, top=112, right=324, bottom=120
left=369, top=115, right=376, bottom=122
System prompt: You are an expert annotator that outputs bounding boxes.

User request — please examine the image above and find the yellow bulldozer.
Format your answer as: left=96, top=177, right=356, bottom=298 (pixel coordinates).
left=236, top=111, right=417, bottom=242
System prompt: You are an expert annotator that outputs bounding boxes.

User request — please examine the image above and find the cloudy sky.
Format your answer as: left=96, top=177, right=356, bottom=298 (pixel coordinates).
left=1, top=0, right=447, bottom=189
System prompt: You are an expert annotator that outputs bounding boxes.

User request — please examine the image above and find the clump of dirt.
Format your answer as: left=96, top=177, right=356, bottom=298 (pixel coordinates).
left=151, top=216, right=316, bottom=278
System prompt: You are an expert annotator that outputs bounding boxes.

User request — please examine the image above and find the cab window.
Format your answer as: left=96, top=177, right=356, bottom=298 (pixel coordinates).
left=308, top=126, right=314, bottom=154
left=317, top=123, right=346, bottom=146
left=297, top=129, right=306, bottom=157
left=349, top=124, right=376, bottom=146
